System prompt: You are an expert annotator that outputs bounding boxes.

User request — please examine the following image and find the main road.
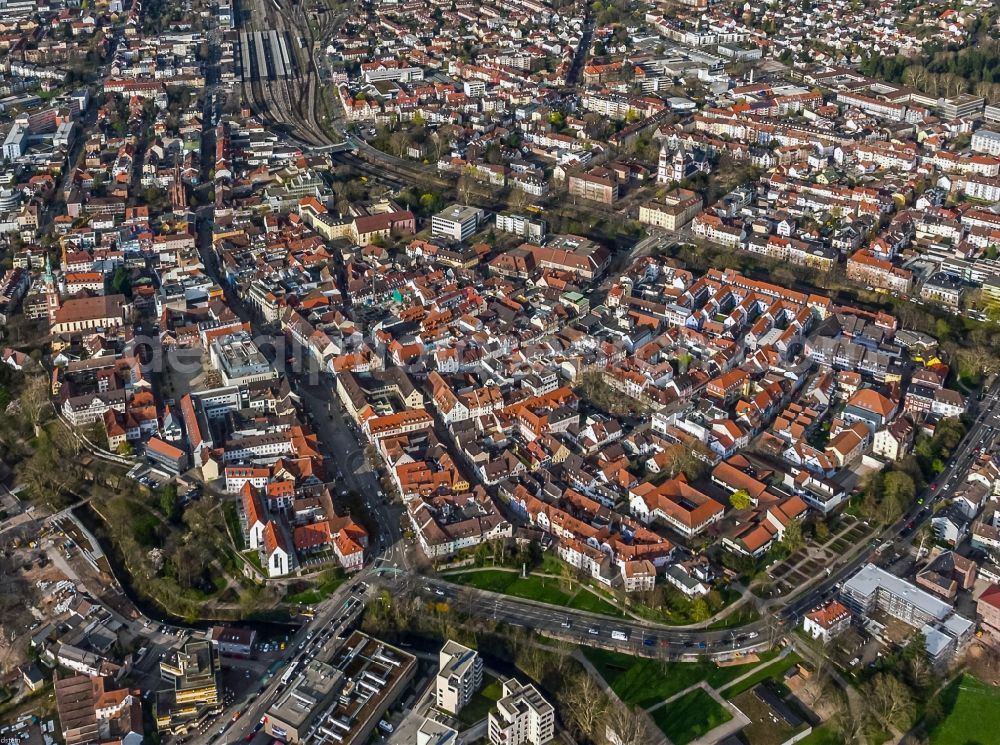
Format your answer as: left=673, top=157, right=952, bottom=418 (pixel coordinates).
left=187, top=161, right=1000, bottom=740
left=197, top=185, right=1000, bottom=653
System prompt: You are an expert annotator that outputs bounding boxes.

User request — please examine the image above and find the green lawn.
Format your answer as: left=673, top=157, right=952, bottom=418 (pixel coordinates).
left=707, top=604, right=761, bottom=629
left=651, top=688, right=732, bottom=745
left=504, top=575, right=573, bottom=605
left=448, top=570, right=518, bottom=593
left=284, top=576, right=345, bottom=606
left=447, top=570, right=610, bottom=613
left=243, top=550, right=263, bottom=572
left=567, top=589, right=625, bottom=616
left=582, top=647, right=776, bottom=709
left=928, top=674, right=1000, bottom=745
left=456, top=677, right=503, bottom=725
left=722, top=652, right=802, bottom=699
left=797, top=726, right=844, bottom=745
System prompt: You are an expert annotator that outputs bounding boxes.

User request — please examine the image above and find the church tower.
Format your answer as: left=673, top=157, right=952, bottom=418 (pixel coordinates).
left=657, top=142, right=670, bottom=184
left=45, top=253, right=61, bottom=324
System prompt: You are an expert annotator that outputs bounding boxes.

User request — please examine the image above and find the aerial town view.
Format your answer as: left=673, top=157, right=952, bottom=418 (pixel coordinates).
left=2, top=0, right=1000, bottom=742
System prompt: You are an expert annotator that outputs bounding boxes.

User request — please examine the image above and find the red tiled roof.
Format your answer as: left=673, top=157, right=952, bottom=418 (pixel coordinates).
left=146, top=436, right=184, bottom=460
left=241, top=482, right=265, bottom=527
left=293, top=522, right=331, bottom=551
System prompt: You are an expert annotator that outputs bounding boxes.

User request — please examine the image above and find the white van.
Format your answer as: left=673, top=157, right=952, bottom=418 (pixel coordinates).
left=611, top=630, right=628, bottom=641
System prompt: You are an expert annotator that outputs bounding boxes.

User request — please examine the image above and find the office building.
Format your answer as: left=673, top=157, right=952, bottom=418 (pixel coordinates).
left=209, top=331, right=278, bottom=386
left=3, top=124, right=26, bottom=160
left=155, top=641, right=220, bottom=734
left=266, top=660, right=344, bottom=743
left=265, top=632, right=416, bottom=745
left=431, top=205, right=485, bottom=242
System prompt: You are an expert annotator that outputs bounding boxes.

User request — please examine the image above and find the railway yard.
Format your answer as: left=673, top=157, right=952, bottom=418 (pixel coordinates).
left=236, top=0, right=340, bottom=148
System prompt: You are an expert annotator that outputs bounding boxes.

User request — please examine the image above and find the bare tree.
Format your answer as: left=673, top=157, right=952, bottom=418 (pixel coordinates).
left=605, top=702, right=653, bottom=745
left=561, top=672, right=608, bottom=738
left=832, top=688, right=869, bottom=744
left=866, top=673, right=915, bottom=731
left=20, top=375, right=51, bottom=435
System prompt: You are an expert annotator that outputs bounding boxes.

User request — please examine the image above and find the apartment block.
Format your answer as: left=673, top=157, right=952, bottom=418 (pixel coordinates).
left=567, top=167, right=618, bottom=205
left=435, top=640, right=483, bottom=715
left=488, top=678, right=554, bottom=745
left=840, top=564, right=973, bottom=666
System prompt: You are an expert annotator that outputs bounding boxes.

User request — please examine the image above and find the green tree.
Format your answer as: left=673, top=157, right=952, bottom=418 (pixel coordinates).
left=883, top=471, right=916, bottom=508
left=690, top=596, right=711, bottom=622
left=814, top=519, right=830, bottom=541
left=160, top=483, right=180, bottom=522
left=730, top=489, right=752, bottom=510
left=110, top=267, right=132, bottom=297
left=933, top=318, right=951, bottom=343
left=782, top=519, right=804, bottom=552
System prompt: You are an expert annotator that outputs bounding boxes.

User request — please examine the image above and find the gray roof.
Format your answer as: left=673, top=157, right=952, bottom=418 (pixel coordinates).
left=843, top=563, right=952, bottom=621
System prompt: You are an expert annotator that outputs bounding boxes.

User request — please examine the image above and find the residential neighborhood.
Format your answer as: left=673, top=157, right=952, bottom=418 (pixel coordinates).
left=1, top=0, right=1000, bottom=742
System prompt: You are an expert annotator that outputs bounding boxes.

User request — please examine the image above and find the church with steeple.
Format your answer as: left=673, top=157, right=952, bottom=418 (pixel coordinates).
left=657, top=142, right=712, bottom=185
left=44, top=253, right=61, bottom=324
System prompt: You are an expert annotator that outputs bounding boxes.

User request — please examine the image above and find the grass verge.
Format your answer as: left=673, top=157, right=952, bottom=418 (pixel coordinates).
left=651, top=688, right=732, bottom=745
left=582, top=647, right=777, bottom=709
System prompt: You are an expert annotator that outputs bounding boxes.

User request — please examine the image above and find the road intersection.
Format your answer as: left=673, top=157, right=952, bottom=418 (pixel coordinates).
left=183, top=209, right=1000, bottom=744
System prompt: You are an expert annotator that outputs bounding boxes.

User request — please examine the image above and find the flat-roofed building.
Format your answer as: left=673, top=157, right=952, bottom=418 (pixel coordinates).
left=265, top=632, right=416, bottom=745
left=435, top=640, right=482, bottom=715
left=432, top=205, right=485, bottom=242
left=417, top=718, right=460, bottom=745
left=266, top=660, right=344, bottom=743
left=155, top=640, right=220, bottom=735
left=488, top=678, right=554, bottom=745
left=840, top=564, right=974, bottom=666
left=209, top=331, right=278, bottom=386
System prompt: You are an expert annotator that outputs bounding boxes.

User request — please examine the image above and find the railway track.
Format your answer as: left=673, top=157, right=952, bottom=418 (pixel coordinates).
left=237, top=0, right=337, bottom=148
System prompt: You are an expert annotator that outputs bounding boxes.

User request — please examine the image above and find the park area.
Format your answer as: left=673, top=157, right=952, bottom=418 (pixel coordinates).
left=651, top=688, right=732, bottom=745
left=582, top=647, right=778, bottom=709
left=927, top=674, right=1000, bottom=745
left=582, top=646, right=827, bottom=744
left=444, top=569, right=626, bottom=616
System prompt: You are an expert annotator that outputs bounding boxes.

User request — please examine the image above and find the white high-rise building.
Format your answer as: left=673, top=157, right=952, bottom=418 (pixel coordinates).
left=436, top=640, right=482, bottom=715
left=488, top=678, right=554, bottom=745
